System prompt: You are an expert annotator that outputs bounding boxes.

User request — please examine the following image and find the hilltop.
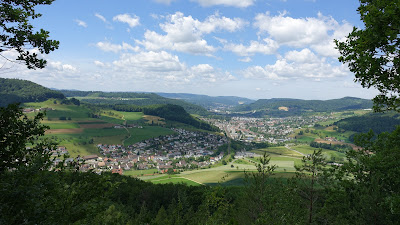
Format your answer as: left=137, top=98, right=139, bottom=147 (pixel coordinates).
left=233, top=97, right=373, bottom=117
left=60, top=90, right=209, bottom=116
left=0, top=78, right=65, bottom=107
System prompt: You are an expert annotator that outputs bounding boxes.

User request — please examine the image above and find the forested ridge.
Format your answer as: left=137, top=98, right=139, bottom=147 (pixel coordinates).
left=335, top=112, right=400, bottom=134
left=60, top=90, right=210, bottom=116
left=0, top=78, right=65, bottom=106
left=235, top=97, right=373, bottom=115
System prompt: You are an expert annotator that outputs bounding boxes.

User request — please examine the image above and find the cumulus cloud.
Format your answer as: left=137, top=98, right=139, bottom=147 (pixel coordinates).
left=241, top=48, right=349, bottom=80
left=253, top=11, right=353, bottom=57
left=75, top=19, right=88, bottom=28
left=109, top=51, right=235, bottom=84
left=113, top=14, right=140, bottom=28
left=136, top=12, right=247, bottom=55
left=191, top=0, right=255, bottom=8
left=224, top=38, right=279, bottom=56
left=95, top=41, right=140, bottom=53
left=190, top=64, right=236, bottom=82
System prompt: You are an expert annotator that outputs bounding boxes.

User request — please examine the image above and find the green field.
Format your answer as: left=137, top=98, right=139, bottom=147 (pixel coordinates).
left=124, top=169, right=159, bottom=176
left=252, top=146, right=303, bottom=157
left=119, top=111, right=144, bottom=123
left=124, top=126, right=176, bottom=145
left=44, top=123, right=80, bottom=129
left=290, top=145, right=346, bottom=162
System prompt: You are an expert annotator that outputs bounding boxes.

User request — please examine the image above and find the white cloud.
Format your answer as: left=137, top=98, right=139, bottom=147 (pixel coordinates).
left=75, top=19, right=88, bottom=28
left=239, top=57, right=252, bottom=62
left=241, top=48, right=349, bottom=80
left=137, top=12, right=246, bottom=55
left=224, top=38, right=278, bottom=56
left=95, top=41, right=140, bottom=53
left=192, top=0, right=255, bottom=8
left=113, top=14, right=140, bottom=28
left=109, top=51, right=235, bottom=84
left=95, top=13, right=107, bottom=23
left=153, top=0, right=176, bottom=4
left=47, top=61, right=78, bottom=73
left=190, top=64, right=236, bottom=82
left=253, top=11, right=352, bottom=57
left=94, top=60, right=106, bottom=67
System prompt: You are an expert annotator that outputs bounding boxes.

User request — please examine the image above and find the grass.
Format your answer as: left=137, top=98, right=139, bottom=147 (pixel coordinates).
left=124, top=169, right=159, bottom=176
left=252, top=146, right=303, bottom=157
left=45, top=123, right=80, bottom=129
left=152, top=177, right=201, bottom=186
left=290, top=145, right=347, bottom=162
left=99, top=115, right=124, bottom=125
left=124, top=126, right=176, bottom=145
left=119, top=111, right=144, bottom=123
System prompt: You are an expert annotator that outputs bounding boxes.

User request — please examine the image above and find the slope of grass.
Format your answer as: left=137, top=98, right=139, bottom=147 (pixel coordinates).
left=124, top=126, right=176, bottom=145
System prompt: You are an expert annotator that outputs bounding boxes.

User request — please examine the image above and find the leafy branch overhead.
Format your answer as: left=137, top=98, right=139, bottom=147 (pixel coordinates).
left=335, top=0, right=400, bottom=111
left=0, top=0, right=59, bottom=69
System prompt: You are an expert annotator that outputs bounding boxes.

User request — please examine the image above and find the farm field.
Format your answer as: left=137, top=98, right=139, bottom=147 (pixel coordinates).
left=290, top=145, right=347, bottom=162
left=124, top=126, right=176, bottom=145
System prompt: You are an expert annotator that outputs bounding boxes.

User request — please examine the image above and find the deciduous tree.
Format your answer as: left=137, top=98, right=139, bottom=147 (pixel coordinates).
left=0, top=0, right=59, bottom=69
left=336, top=0, right=400, bottom=111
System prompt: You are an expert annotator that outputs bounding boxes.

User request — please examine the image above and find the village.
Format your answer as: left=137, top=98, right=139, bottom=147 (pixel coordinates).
left=205, top=115, right=335, bottom=143
left=51, top=128, right=228, bottom=175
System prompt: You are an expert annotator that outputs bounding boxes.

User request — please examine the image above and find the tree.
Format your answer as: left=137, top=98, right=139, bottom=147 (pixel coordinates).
left=0, top=103, right=56, bottom=172
left=0, top=0, right=59, bottom=69
left=335, top=0, right=400, bottom=111
left=294, top=149, right=327, bottom=224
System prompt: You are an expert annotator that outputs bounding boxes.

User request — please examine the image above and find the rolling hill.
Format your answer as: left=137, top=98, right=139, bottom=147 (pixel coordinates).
left=60, top=90, right=210, bottom=116
left=234, top=97, right=373, bottom=117
left=0, top=78, right=65, bottom=107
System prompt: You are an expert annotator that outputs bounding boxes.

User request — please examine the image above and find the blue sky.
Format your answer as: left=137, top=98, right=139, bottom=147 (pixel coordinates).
left=0, top=0, right=379, bottom=100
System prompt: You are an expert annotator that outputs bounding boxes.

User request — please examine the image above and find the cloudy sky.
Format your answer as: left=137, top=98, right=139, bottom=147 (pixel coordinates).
left=0, top=0, right=379, bottom=100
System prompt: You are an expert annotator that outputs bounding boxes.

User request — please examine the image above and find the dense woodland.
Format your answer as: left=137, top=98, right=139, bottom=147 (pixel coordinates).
left=235, top=97, right=373, bottom=116
left=60, top=90, right=210, bottom=116
left=2, top=126, right=400, bottom=224
left=0, top=78, right=65, bottom=106
left=335, top=112, right=400, bottom=134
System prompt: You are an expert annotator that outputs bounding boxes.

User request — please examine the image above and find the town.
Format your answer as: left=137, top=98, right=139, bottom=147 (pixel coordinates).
left=51, top=128, right=227, bottom=175
left=204, top=114, right=335, bottom=143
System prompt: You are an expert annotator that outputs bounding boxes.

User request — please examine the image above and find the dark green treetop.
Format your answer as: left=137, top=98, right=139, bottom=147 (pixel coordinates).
left=0, top=0, right=59, bottom=69
left=336, top=0, right=400, bottom=111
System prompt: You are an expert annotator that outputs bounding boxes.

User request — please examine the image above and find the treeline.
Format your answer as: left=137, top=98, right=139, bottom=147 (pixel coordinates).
left=335, top=112, right=400, bottom=134
left=90, top=103, right=218, bottom=132
left=215, top=140, right=273, bottom=155
left=235, top=97, right=373, bottom=115
left=60, top=90, right=210, bottom=116
left=310, top=141, right=352, bottom=152
left=143, top=104, right=219, bottom=132
left=0, top=78, right=65, bottom=106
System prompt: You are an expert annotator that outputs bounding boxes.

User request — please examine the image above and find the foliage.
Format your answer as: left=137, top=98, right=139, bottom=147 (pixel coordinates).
left=334, top=112, right=400, bottom=135
left=0, top=78, right=65, bottom=106
left=142, top=104, right=219, bottom=132
left=0, top=103, right=56, bottom=172
left=60, top=90, right=210, bottom=116
left=310, top=141, right=352, bottom=153
left=322, top=127, right=400, bottom=224
left=0, top=0, right=59, bottom=69
left=235, top=97, right=373, bottom=116
left=294, top=149, right=327, bottom=223
left=335, top=0, right=400, bottom=111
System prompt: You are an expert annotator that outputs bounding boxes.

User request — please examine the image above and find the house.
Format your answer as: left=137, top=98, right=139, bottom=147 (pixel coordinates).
left=111, top=168, right=123, bottom=175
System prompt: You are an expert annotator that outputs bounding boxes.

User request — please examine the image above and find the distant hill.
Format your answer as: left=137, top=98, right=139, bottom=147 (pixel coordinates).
left=234, top=97, right=373, bottom=116
left=335, top=112, right=400, bottom=135
left=155, top=92, right=255, bottom=109
left=60, top=90, right=210, bottom=116
left=0, top=78, right=65, bottom=107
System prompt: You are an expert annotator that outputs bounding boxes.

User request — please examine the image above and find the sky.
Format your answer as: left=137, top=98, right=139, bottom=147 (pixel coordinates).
left=0, top=0, right=380, bottom=100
